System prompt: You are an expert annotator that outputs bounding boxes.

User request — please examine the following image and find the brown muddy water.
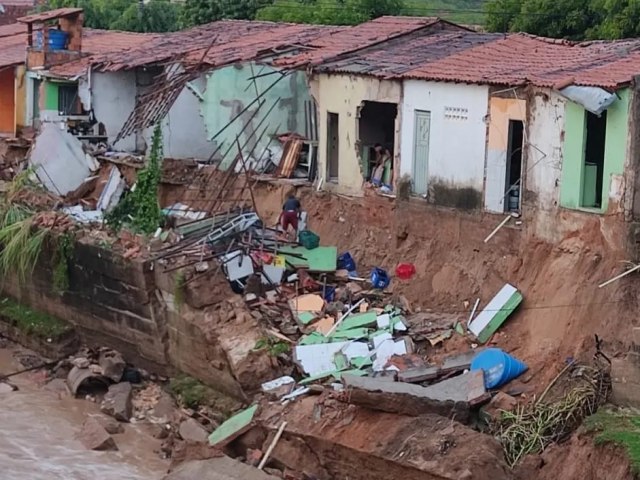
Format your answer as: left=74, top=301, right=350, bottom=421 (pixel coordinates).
left=0, top=346, right=168, bottom=480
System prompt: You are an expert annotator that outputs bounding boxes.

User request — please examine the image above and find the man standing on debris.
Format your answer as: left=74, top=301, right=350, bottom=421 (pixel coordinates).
left=279, top=193, right=301, bottom=239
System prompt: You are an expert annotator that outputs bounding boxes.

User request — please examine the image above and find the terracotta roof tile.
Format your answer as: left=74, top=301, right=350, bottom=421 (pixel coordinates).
left=0, top=22, right=26, bottom=67
left=273, top=16, right=460, bottom=67
left=401, top=33, right=640, bottom=89
left=18, top=7, right=82, bottom=23
left=315, top=31, right=500, bottom=77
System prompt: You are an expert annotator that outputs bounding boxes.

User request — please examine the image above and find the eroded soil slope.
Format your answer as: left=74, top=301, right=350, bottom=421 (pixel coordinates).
left=255, top=184, right=640, bottom=392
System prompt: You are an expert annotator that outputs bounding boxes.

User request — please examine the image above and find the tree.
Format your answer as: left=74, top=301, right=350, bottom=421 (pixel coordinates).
left=112, top=0, right=181, bottom=33
left=483, top=0, right=640, bottom=40
left=256, top=0, right=404, bottom=25
left=180, top=0, right=273, bottom=27
left=39, top=0, right=181, bottom=32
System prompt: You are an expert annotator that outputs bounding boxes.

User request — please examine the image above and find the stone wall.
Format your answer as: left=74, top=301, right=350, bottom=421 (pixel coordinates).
left=2, top=235, right=278, bottom=400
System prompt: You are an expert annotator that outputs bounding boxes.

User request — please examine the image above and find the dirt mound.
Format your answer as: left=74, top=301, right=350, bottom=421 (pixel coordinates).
left=245, top=396, right=513, bottom=480
left=515, top=431, right=634, bottom=480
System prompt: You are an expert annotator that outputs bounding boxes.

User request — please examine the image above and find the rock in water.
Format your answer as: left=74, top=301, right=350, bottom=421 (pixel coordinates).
left=178, top=418, right=210, bottom=443
left=101, top=382, right=133, bottom=422
left=78, top=417, right=118, bottom=451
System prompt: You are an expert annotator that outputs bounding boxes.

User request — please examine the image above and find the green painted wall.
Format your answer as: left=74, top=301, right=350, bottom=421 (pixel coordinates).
left=201, top=62, right=312, bottom=170
left=560, top=88, right=630, bottom=212
left=43, top=81, right=58, bottom=111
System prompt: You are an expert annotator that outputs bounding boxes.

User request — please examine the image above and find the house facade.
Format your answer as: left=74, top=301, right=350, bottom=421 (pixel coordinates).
left=308, top=31, right=640, bottom=241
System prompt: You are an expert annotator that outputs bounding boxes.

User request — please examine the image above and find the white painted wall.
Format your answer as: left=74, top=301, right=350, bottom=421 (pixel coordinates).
left=400, top=80, right=489, bottom=197
left=92, top=71, right=137, bottom=152
left=525, top=90, right=565, bottom=211
left=92, top=71, right=212, bottom=159
left=141, top=75, right=213, bottom=160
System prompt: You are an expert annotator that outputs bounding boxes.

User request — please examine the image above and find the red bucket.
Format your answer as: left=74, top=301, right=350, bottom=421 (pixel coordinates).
left=395, top=263, right=416, bottom=280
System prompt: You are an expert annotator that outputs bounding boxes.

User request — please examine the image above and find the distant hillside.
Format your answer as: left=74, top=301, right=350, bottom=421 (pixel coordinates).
left=402, top=0, right=486, bottom=25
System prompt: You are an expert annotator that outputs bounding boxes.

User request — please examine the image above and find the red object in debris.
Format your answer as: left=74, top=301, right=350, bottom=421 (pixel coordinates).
left=395, top=263, right=416, bottom=280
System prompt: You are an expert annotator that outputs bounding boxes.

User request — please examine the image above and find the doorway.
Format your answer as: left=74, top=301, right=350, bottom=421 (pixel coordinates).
left=505, top=120, right=524, bottom=212
left=327, top=112, right=339, bottom=181
left=358, top=101, right=397, bottom=184
left=412, top=110, right=431, bottom=196
left=581, top=111, right=607, bottom=208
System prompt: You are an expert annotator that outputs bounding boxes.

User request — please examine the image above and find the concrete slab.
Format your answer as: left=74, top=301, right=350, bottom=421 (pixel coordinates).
left=440, top=350, right=481, bottom=374
left=341, top=372, right=488, bottom=423
left=397, top=365, right=440, bottom=383
left=164, top=456, right=279, bottom=480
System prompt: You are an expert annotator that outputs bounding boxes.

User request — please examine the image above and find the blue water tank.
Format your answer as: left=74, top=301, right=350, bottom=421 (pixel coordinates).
left=471, top=348, right=528, bottom=389
left=35, top=30, right=69, bottom=51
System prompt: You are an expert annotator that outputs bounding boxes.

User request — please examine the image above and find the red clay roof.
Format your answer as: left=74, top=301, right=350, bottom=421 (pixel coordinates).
left=18, top=7, right=82, bottom=23
left=399, top=33, right=640, bottom=89
left=53, top=17, right=459, bottom=76
left=273, top=16, right=465, bottom=68
left=0, top=22, right=27, bottom=67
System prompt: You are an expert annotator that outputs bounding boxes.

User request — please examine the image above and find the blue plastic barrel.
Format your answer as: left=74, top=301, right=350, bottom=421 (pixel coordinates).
left=370, top=267, right=390, bottom=289
left=338, top=252, right=356, bottom=272
left=35, top=30, right=68, bottom=50
left=470, top=348, right=527, bottom=389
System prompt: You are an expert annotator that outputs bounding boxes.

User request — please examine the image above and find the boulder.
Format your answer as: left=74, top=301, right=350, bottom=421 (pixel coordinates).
left=99, top=350, right=126, bottom=383
left=78, top=417, right=118, bottom=451
left=101, top=382, right=133, bottom=422
left=96, top=415, right=125, bottom=434
left=178, top=418, right=210, bottom=443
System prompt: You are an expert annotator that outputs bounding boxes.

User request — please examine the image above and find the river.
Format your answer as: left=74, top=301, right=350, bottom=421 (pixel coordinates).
left=0, top=345, right=168, bottom=480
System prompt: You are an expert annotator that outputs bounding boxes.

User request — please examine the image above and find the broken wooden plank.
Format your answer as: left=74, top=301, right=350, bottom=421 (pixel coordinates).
left=468, top=284, right=522, bottom=343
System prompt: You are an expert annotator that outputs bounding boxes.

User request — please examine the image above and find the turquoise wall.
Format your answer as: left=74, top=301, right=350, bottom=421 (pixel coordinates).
left=201, top=62, right=311, bottom=169
left=560, top=88, right=630, bottom=212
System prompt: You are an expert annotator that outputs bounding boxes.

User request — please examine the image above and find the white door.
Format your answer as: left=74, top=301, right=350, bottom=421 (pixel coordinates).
left=412, top=110, right=431, bottom=195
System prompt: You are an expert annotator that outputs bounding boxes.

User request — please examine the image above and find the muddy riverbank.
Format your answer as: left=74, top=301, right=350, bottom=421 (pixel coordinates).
left=0, top=344, right=168, bottom=480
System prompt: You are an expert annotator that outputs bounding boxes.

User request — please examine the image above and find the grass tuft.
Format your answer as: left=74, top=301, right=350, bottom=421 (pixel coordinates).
left=0, top=296, right=71, bottom=338
left=585, top=408, right=640, bottom=474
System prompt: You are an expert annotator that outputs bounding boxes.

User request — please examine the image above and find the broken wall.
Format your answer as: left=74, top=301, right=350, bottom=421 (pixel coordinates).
left=485, top=95, right=526, bottom=212
left=559, top=88, right=630, bottom=213
left=29, top=122, right=97, bottom=195
left=201, top=62, right=311, bottom=168
left=400, top=80, right=488, bottom=209
left=92, top=70, right=138, bottom=152
left=142, top=74, right=213, bottom=160
left=316, top=73, right=401, bottom=195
